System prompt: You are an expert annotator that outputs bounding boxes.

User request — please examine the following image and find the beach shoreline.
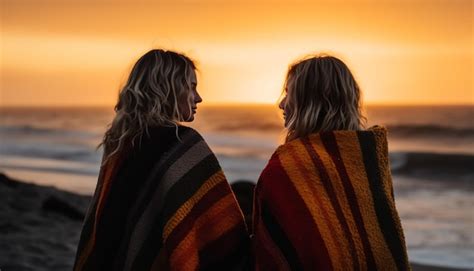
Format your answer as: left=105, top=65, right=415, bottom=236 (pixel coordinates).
left=1, top=172, right=472, bottom=270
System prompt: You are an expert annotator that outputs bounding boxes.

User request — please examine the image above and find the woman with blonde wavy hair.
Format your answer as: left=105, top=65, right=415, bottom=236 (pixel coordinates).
left=252, top=55, right=410, bottom=270
left=74, top=49, right=248, bottom=270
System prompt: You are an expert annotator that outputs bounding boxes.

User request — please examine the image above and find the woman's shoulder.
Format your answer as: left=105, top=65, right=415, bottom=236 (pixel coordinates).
left=177, top=125, right=204, bottom=139
left=145, top=125, right=204, bottom=142
left=131, top=125, right=209, bottom=157
left=272, top=137, right=305, bottom=157
left=260, top=140, right=303, bottom=176
left=257, top=150, right=288, bottom=188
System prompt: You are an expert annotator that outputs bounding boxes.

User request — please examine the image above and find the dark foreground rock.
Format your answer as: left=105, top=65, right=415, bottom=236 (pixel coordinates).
left=1, top=173, right=471, bottom=271
left=231, top=180, right=255, bottom=227
left=42, top=196, right=86, bottom=221
left=0, top=172, right=91, bottom=271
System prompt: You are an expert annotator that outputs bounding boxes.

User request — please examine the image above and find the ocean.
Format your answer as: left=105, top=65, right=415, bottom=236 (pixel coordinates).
left=0, top=104, right=473, bottom=267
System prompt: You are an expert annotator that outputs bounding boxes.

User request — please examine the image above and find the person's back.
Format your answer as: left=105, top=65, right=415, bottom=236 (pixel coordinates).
left=77, top=126, right=182, bottom=269
left=252, top=55, right=410, bottom=270
left=74, top=49, right=249, bottom=270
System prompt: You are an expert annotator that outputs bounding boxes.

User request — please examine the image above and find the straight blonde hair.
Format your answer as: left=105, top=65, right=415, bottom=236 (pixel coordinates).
left=283, top=54, right=366, bottom=142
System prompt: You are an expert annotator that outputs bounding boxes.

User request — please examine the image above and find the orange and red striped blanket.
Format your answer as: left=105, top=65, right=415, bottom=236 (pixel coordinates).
left=74, top=126, right=249, bottom=270
left=252, top=126, right=410, bottom=270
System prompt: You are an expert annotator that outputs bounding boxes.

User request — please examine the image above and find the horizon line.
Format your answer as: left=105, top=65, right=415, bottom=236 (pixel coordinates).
left=1, top=101, right=474, bottom=109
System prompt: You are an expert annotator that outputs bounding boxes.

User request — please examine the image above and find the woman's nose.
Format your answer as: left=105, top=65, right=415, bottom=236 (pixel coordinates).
left=195, top=91, right=203, bottom=104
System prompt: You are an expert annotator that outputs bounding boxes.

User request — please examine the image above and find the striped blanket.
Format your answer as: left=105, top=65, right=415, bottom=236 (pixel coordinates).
left=252, top=126, right=410, bottom=270
left=74, top=126, right=249, bottom=270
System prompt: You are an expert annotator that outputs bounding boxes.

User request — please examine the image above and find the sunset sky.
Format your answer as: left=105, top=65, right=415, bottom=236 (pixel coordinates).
left=1, top=0, right=472, bottom=106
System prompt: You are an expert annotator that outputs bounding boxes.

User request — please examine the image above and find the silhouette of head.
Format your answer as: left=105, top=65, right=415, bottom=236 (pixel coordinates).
left=280, top=55, right=365, bottom=141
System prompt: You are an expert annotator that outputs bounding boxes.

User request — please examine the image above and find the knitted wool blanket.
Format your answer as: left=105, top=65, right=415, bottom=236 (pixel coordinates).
left=252, top=126, right=410, bottom=271
left=74, top=126, right=249, bottom=270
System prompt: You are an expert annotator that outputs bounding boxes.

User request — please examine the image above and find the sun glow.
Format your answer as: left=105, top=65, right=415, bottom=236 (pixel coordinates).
left=1, top=0, right=472, bottom=106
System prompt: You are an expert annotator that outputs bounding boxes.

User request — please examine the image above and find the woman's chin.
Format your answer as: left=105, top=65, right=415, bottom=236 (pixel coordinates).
left=182, top=115, right=195, bottom=122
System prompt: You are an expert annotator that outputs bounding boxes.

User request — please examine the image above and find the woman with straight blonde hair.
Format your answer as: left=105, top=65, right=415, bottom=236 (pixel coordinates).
left=74, top=49, right=248, bottom=270
left=252, top=54, right=410, bottom=270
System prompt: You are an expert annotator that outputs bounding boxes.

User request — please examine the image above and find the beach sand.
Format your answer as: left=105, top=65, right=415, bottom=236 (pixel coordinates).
left=0, top=172, right=472, bottom=271
left=0, top=173, right=90, bottom=271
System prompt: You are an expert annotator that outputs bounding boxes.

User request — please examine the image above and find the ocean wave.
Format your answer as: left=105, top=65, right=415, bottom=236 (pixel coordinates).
left=0, top=144, right=102, bottom=163
left=0, top=164, right=99, bottom=176
left=0, top=125, right=100, bottom=139
left=208, top=123, right=474, bottom=138
left=386, top=124, right=474, bottom=138
left=390, top=151, right=474, bottom=181
left=0, top=156, right=100, bottom=177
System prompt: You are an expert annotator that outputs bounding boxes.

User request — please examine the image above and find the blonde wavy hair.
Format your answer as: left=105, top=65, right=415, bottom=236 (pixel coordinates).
left=283, top=54, right=366, bottom=142
left=99, top=49, right=196, bottom=164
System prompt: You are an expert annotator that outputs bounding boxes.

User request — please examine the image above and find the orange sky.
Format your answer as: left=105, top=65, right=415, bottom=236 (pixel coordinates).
left=1, top=0, right=472, bottom=106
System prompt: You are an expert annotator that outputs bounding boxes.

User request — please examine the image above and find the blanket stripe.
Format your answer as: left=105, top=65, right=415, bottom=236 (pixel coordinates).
left=334, top=130, right=398, bottom=269
left=163, top=172, right=227, bottom=241
left=198, top=220, right=248, bottom=268
left=302, top=137, right=362, bottom=269
left=320, top=132, right=377, bottom=270
left=253, top=126, right=410, bottom=270
left=74, top=126, right=249, bottom=270
left=309, top=134, right=369, bottom=269
left=358, top=131, right=410, bottom=271
left=284, top=143, right=345, bottom=269
left=261, top=202, right=303, bottom=270
left=75, top=153, right=126, bottom=270
left=120, top=130, right=203, bottom=270
left=254, top=154, right=333, bottom=270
